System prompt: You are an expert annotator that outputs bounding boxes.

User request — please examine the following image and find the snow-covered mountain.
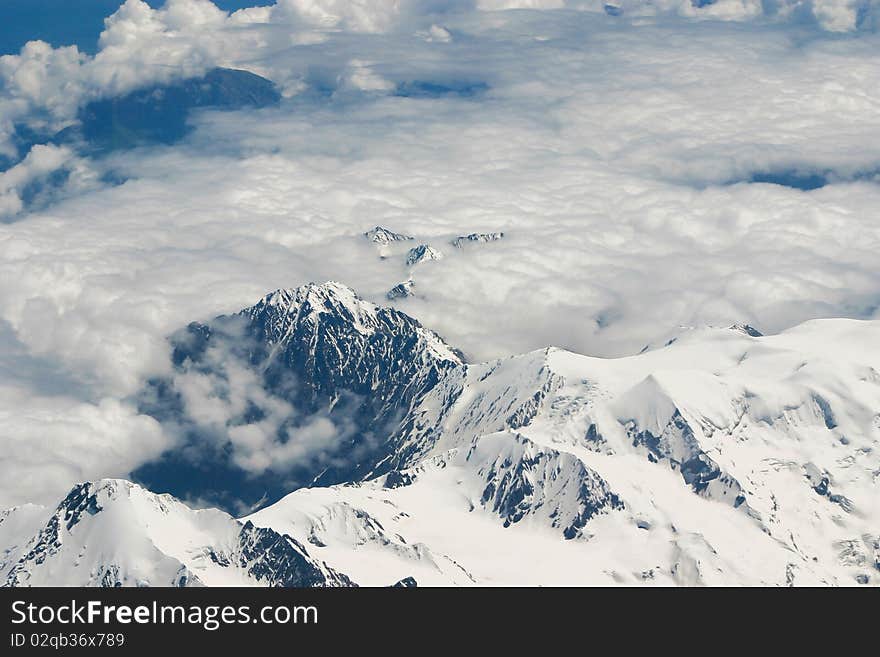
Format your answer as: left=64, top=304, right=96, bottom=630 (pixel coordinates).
left=243, top=298, right=880, bottom=586
left=359, top=226, right=500, bottom=301
left=405, top=244, right=444, bottom=267
left=137, top=282, right=463, bottom=506
left=363, top=226, right=414, bottom=258
left=4, top=283, right=879, bottom=586
left=1, top=479, right=353, bottom=587
left=363, top=226, right=414, bottom=246
left=239, top=282, right=462, bottom=411
left=387, top=278, right=415, bottom=300
left=451, top=232, right=504, bottom=248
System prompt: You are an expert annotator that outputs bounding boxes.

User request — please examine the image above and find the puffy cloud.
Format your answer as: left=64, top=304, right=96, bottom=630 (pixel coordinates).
left=88, top=0, right=227, bottom=94
left=809, top=0, right=867, bottom=31
left=421, top=24, right=454, bottom=41
left=339, top=59, right=396, bottom=92
left=478, top=0, right=566, bottom=8
left=0, top=144, right=76, bottom=219
left=0, top=383, right=169, bottom=508
left=168, top=330, right=356, bottom=475
left=271, top=0, right=403, bottom=32
left=0, top=0, right=242, bottom=157
left=0, top=42, right=86, bottom=152
left=0, top=144, right=101, bottom=222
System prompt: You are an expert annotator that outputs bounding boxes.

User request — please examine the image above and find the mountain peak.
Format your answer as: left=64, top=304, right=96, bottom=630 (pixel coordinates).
left=387, top=279, right=415, bottom=300
left=140, top=281, right=465, bottom=510
left=4, top=479, right=353, bottom=587
left=729, top=323, right=763, bottom=337
left=247, top=282, right=461, bottom=353
left=363, top=226, right=414, bottom=246
left=406, top=244, right=444, bottom=267
left=257, top=282, right=371, bottom=323
left=451, top=232, right=504, bottom=248
left=261, top=280, right=360, bottom=304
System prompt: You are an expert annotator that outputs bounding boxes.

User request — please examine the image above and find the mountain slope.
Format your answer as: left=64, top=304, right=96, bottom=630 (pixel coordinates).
left=52, top=67, right=280, bottom=153
left=248, top=318, right=880, bottom=586
left=8, top=284, right=877, bottom=586
left=1, top=479, right=353, bottom=587
left=136, top=282, right=463, bottom=509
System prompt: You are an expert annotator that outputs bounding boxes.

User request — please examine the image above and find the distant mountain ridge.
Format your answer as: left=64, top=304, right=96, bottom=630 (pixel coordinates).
left=1, top=67, right=280, bottom=218
left=62, top=67, right=281, bottom=152
left=4, top=67, right=278, bottom=170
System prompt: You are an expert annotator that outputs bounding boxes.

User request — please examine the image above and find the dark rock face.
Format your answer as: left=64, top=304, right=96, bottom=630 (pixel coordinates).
left=2, top=67, right=280, bottom=218
left=4, top=517, right=61, bottom=587
left=729, top=323, right=763, bottom=338
left=4, top=482, right=141, bottom=587
left=237, top=521, right=354, bottom=587
left=383, top=470, right=414, bottom=489
left=239, top=284, right=462, bottom=466
left=387, top=280, right=415, bottom=300
left=812, top=395, right=837, bottom=430
left=803, top=464, right=854, bottom=513
left=506, top=377, right=561, bottom=430
left=474, top=434, right=623, bottom=540
left=99, top=566, right=123, bottom=588
left=137, top=282, right=463, bottom=511
left=62, top=67, right=280, bottom=152
left=4, top=483, right=100, bottom=585
left=628, top=410, right=747, bottom=509
left=405, top=244, right=441, bottom=267
left=391, top=576, right=418, bottom=587
left=59, top=482, right=103, bottom=531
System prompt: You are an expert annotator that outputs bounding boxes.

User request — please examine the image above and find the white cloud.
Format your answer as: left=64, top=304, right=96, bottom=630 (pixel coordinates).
left=478, top=0, right=566, bottom=9
left=0, top=0, right=241, bottom=156
left=88, top=0, right=227, bottom=94
left=0, top=144, right=74, bottom=219
left=228, top=416, right=343, bottom=473
left=167, top=323, right=356, bottom=476
left=271, top=0, right=403, bottom=32
left=422, top=24, right=453, bottom=41
left=809, top=0, right=865, bottom=31
left=0, top=384, right=169, bottom=508
left=340, top=59, right=396, bottom=92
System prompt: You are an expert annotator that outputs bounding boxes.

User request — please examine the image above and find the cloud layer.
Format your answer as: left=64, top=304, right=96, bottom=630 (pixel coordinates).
left=2, top=1, right=880, bottom=506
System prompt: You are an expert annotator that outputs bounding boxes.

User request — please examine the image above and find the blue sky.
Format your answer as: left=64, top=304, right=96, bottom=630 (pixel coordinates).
left=1, top=1, right=273, bottom=55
